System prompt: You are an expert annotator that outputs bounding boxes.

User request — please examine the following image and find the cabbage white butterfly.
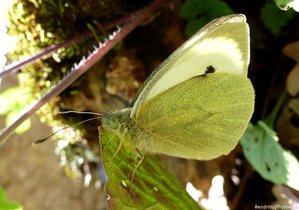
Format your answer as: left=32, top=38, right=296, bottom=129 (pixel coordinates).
left=102, top=14, right=254, bottom=160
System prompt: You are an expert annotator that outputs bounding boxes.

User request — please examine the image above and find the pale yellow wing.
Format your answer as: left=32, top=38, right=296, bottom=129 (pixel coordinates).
left=130, top=14, right=249, bottom=119
left=135, top=73, right=254, bottom=160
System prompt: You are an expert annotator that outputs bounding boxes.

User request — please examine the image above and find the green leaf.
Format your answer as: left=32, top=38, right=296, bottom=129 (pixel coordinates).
left=184, top=18, right=209, bottom=38
left=6, top=113, right=31, bottom=134
left=260, top=2, right=295, bottom=35
left=180, top=0, right=233, bottom=20
left=180, top=0, right=233, bottom=37
left=274, top=0, right=299, bottom=11
left=180, top=0, right=204, bottom=20
left=99, top=127, right=201, bottom=210
left=0, top=87, right=22, bottom=114
left=0, top=87, right=33, bottom=113
left=0, top=188, right=23, bottom=210
left=0, top=87, right=33, bottom=134
left=240, top=122, right=299, bottom=190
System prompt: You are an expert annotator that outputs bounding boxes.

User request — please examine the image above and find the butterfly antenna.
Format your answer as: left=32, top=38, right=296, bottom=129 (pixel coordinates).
left=57, top=110, right=103, bottom=116
left=32, top=116, right=102, bottom=145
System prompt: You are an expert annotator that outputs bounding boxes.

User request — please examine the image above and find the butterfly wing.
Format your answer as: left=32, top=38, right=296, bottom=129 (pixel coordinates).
left=130, top=14, right=249, bottom=119
left=135, top=73, right=254, bottom=160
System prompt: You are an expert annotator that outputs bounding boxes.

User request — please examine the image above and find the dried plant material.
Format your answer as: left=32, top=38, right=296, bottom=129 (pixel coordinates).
left=276, top=104, right=299, bottom=149
left=286, top=66, right=299, bottom=96
left=106, top=50, right=146, bottom=100
left=283, top=41, right=299, bottom=60
left=289, top=98, right=299, bottom=115
left=283, top=41, right=299, bottom=96
left=59, top=62, right=126, bottom=113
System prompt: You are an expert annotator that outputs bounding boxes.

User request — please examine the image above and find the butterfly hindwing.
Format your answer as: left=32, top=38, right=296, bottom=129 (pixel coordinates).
left=135, top=73, right=254, bottom=160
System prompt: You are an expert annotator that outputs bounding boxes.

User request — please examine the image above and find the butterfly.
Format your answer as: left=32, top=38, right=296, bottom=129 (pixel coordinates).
left=102, top=14, right=254, bottom=160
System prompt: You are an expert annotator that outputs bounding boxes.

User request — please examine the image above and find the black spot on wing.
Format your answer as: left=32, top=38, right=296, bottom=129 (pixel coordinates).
left=205, top=65, right=216, bottom=74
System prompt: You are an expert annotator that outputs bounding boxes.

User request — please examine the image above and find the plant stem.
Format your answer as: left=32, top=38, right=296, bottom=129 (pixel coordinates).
left=0, top=9, right=139, bottom=79
left=263, top=91, right=288, bottom=129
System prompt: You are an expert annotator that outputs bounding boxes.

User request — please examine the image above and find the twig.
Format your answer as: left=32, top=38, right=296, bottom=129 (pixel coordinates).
left=230, top=165, right=252, bottom=210
left=0, top=9, right=139, bottom=78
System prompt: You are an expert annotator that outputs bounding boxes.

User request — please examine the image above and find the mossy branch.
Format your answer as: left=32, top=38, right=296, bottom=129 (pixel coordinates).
left=0, top=8, right=141, bottom=79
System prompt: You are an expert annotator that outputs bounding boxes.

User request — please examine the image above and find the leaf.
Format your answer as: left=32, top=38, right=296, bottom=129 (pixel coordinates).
left=286, top=64, right=299, bottom=96
left=283, top=41, right=299, bottom=61
left=99, top=127, right=201, bottom=210
left=260, top=2, right=295, bottom=35
left=240, top=122, right=299, bottom=191
left=275, top=0, right=299, bottom=12
left=180, top=0, right=204, bottom=20
left=289, top=98, right=299, bottom=115
left=283, top=41, right=299, bottom=96
left=0, top=87, right=23, bottom=114
left=0, top=188, right=22, bottom=210
left=184, top=18, right=209, bottom=38
left=180, top=0, right=233, bottom=37
left=6, top=113, right=31, bottom=134
left=0, top=87, right=33, bottom=134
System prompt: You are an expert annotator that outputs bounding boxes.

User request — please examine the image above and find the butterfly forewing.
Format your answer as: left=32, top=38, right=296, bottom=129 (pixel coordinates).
left=130, top=14, right=249, bottom=119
